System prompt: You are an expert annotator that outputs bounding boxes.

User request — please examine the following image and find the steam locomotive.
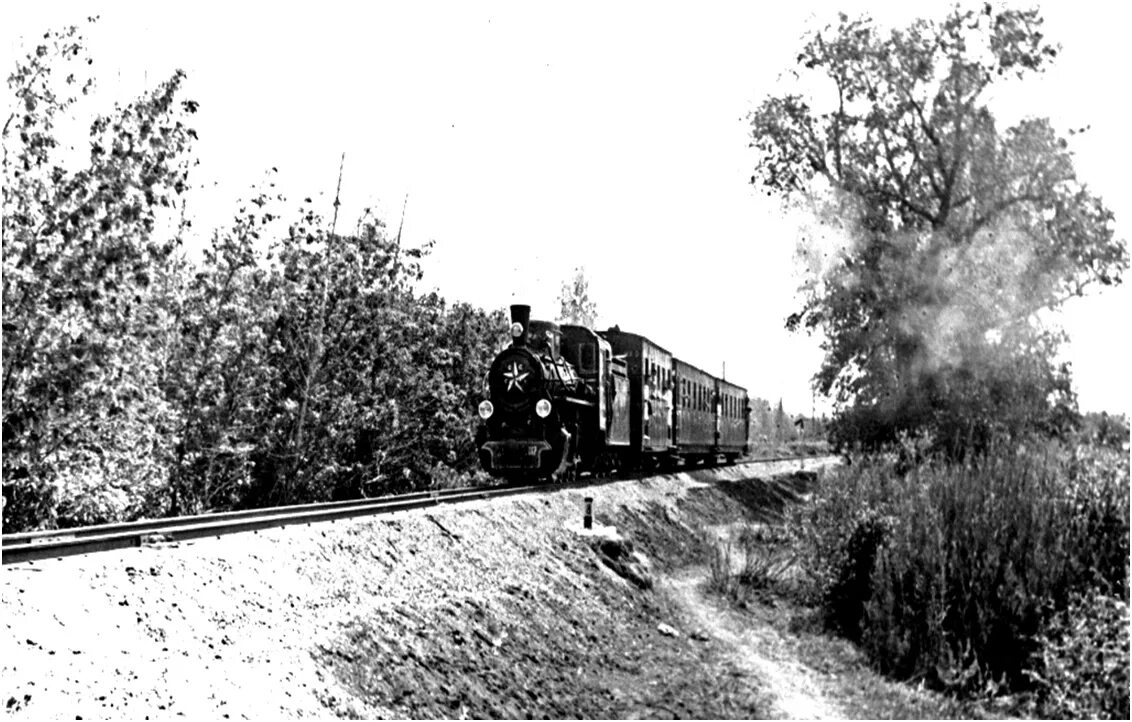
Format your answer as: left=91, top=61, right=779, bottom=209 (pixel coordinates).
left=475, top=304, right=750, bottom=481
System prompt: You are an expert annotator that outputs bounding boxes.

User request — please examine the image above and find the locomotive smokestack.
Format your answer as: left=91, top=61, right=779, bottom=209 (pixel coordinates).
left=510, top=304, right=531, bottom=346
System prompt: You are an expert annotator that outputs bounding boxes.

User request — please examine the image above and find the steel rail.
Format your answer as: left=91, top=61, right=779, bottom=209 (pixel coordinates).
left=2, top=454, right=830, bottom=565
left=1, top=486, right=543, bottom=564
left=2, top=487, right=473, bottom=546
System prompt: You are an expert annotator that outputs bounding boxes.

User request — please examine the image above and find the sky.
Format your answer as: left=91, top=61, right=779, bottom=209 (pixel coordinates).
left=3, top=0, right=1129, bottom=417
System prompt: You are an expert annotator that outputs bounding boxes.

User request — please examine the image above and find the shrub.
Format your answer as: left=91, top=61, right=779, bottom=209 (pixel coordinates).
left=792, top=442, right=1130, bottom=704
left=824, top=513, right=889, bottom=641
left=787, top=454, right=898, bottom=604
left=1029, top=589, right=1130, bottom=719
left=706, top=524, right=793, bottom=604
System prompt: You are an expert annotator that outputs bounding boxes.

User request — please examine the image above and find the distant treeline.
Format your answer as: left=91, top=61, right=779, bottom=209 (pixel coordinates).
left=747, top=397, right=827, bottom=451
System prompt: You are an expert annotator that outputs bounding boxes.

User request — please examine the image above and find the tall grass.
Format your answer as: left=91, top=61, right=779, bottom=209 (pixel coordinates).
left=790, top=442, right=1129, bottom=715
left=706, top=525, right=794, bottom=604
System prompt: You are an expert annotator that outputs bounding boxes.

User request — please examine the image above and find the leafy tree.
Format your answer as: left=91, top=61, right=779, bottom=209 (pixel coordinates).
left=227, top=202, right=410, bottom=504
left=233, top=204, right=505, bottom=504
left=750, top=4, right=1127, bottom=455
left=430, top=299, right=508, bottom=469
left=557, top=266, right=598, bottom=328
left=3, top=21, right=198, bottom=527
left=164, top=189, right=507, bottom=511
left=162, top=187, right=281, bottom=514
left=774, top=398, right=788, bottom=442
left=2, top=21, right=544, bottom=531
left=748, top=397, right=773, bottom=448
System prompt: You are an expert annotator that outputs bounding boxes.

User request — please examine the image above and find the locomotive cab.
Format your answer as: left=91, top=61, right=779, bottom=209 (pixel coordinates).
left=525, top=320, right=561, bottom=358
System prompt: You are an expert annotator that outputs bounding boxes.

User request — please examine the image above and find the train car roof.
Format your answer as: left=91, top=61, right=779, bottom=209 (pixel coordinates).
left=600, top=327, right=673, bottom=356
left=672, top=356, right=712, bottom=377
left=718, top=377, right=749, bottom=395
left=559, top=323, right=600, bottom=337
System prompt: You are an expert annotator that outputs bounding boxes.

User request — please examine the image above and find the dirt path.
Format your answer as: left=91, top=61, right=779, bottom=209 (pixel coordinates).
left=664, top=570, right=844, bottom=720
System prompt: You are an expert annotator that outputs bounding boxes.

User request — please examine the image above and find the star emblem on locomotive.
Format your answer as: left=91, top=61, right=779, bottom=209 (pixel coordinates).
left=503, top=361, right=530, bottom=392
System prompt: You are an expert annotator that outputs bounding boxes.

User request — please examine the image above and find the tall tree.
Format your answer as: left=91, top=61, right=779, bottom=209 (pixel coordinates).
left=557, top=266, right=598, bottom=328
left=749, top=4, right=1127, bottom=454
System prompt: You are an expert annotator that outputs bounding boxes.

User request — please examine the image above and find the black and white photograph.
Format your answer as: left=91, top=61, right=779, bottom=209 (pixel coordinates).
left=3, top=0, right=1128, bottom=718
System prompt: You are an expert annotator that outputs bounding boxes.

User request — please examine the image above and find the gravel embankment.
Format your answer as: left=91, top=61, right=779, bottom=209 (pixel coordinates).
left=3, top=460, right=826, bottom=719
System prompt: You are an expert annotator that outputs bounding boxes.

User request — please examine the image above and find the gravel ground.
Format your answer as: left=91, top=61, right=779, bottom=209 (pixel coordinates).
left=3, top=460, right=829, bottom=719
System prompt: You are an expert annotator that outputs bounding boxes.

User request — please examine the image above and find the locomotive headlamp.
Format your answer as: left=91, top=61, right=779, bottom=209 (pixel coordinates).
left=535, top=398, right=552, bottom=418
left=510, top=322, right=524, bottom=338
left=478, top=400, right=494, bottom=420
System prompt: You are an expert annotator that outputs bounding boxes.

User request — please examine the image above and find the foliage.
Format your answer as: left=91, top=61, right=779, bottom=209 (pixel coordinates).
left=747, top=396, right=826, bottom=452
left=170, top=199, right=507, bottom=510
left=556, top=266, right=598, bottom=328
left=706, top=524, right=793, bottom=605
left=749, top=4, right=1128, bottom=457
left=1076, top=411, right=1130, bottom=451
left=787, top=455, right=897, bottom=608
left=247, top=203, right=430, bottom=505
left=789, top=443, right=1130, bottom=705
left=2, top=24, right=510, bottom=531
left=1029, top=589, right=1130, bottom=719
left=824, top=512, right=889, bottom=642
left=3, top=21, right=197, bottom=527
left=162, top=186, right=286, bottom=514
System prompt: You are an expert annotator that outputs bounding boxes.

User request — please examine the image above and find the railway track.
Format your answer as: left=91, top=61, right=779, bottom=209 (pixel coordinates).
left=2, top=454, right=828, bottom=565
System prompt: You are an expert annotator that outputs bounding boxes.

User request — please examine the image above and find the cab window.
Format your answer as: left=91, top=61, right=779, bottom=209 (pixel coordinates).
left=579, top=343, right=596, bottom=373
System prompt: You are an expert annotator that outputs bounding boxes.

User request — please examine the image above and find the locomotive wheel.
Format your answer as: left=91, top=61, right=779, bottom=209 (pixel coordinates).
left=552, top=464, right=577, bottom=483
left=591, top=451, right=617, bottom=480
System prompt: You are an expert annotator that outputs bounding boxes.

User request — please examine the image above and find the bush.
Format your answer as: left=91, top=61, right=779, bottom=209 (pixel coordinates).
left=791, top=442, right=1130, bottom=704
left=1029, top=589, right=1130, bottom=719
left=706, top=524, right=793, bottom=604
left=824, top=513, right=889, bottom=641
left=1077, top=411, right=1130, bottom=451
left=785, top=439, right=831, bottom=457
left=787, top=455, right=898, bottom=602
